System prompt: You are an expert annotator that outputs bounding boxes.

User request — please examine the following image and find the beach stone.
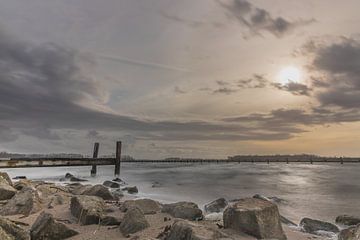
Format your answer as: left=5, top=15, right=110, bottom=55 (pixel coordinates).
left=338, top=224, right=360, bottom=240
left=0, top=217, right=30, bottom=240
left=120, top=207, right=149, bottom=235
left=82, top=184, right=116, bottom=200
left=64, top=173, right=87, bottom=182
left=103, top=181, right=120, bottom=188
left=100, top=216, right=121, bottom=226
left=13, top=180, right=33, bottom=191
left=122, top=186, right=138, bottom=194
left=166, top=220, right=228, bottom=240
left=0, top=172, right=13, bottom=186
left=112, top=189, right=124, bottom=198
left=336, top=215, right=360, bottom=226
left=13, top=176, right=27, bottom=180
left=0, top=187, right=43, bottom=216
left=30, top=211, right=78, bottom=240
left=67, top=184, right=92, bottom=195
left=70, top=195, right=105, bottom=225
left=47, top=194, right=65, bottom=209
left=204, top=198, right=228, bottom=213
left=223, top=198, right=287, bottom=240
left=162, top=202, right=203, bottom=221
left=0, top=184, right=16, bottom=201
left=120, top=199, right=162, bottom=215
left=300, top=218, right=339, bottom=234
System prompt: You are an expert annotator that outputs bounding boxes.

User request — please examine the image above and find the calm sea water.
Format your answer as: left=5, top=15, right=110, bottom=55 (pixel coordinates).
left=4, top=162, right=360, bottom=224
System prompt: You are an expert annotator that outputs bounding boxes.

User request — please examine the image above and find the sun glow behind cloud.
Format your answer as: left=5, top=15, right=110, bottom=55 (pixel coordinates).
left=278, top=66, right=301, bottom=84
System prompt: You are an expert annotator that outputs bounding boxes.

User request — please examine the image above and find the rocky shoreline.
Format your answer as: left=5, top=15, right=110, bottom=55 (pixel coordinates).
left=0, top=171, right=359, bottom=240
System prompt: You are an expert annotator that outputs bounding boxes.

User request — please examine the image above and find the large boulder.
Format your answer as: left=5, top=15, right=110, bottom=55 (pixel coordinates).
left=120, top=199, right=162, bottom=215
left=338, top=224, right=360, bottom=240
left=166, top=220, right=229, bottom=240
left=30, top=211, right=78, bottom=240
left=0, top=172, right=13, bottom=186
left=70, top=195, right=105, bottom=225
left=0, top=184, right=16, bottom=201
left=82, top=184, right=116, bottom=200
left=63, top=173, right=87, bottom=182
left=162, top=202, right=203, bottom=221
left=223, top=198, right=287, bottom=240
left=119, top=207, right=149, bottom=235
left=204, top=198, right=228, bottom=213
left=300, top=218, right=339, bottom=235
left=0, top=187, right=43, bottom=216
left=336, top=215, right=360, bottom=226
left=0, top=217, right=30, bottom=240
left=67, top=183, right=92, bottom=195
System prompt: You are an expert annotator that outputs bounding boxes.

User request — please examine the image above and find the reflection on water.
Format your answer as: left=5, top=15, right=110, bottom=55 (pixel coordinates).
left=4, top=162, right=360, bottom=223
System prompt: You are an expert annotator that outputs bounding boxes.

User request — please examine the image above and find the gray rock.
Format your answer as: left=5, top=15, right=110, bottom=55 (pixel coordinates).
left=82, top=184, right=116, bottom=200
left=223, top=198, right=287, bottom=240
left=112, top=189, right=124, bottom=198
left=67, top=184, right=92, bottom=195
left=119, top=207, right=149, bottom=235
left=100, top=216, right=121, bottom=226
left=70, top=195, right=105, bottom=225
left=204, top=198, right=228, bottom=213
left=103, top=181, right=120, bottom=188
left=338, top=224, right=360, bottom=240
left=162, top=202, right=203, bottom=221
left=122, top=186, right=138, bottom=194
left=166, top=220, right=229, bottom=240
left=0, top=187, right=43, bottom=216
left=47, top=194, right=64, bottom=209
left=64, top=173, right=87, bottom=182
left=300, top=218, right=339, bottom=234
left=0, top=172, right=13, bottom=186
left=0, top=184, right=16, bottom=201
left=336, top=215, right=360, bottom=226
left=120, top=199, right=162, bottom=215
left=30, top=211, right=78, bottom=240
left=0, top=217, right=30, bottom=240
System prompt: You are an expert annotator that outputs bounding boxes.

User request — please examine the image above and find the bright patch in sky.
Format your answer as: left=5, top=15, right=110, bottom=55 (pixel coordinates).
left=278, top=66, right=301, bottom=84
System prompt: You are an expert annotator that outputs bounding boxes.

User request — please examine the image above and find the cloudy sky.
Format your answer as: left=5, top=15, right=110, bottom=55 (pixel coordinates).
left=0, top=0, right=360, bottom=158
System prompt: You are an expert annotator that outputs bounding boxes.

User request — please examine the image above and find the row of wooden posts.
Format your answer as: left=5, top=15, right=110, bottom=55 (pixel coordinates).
left=90, top=141, right=122, bottom=177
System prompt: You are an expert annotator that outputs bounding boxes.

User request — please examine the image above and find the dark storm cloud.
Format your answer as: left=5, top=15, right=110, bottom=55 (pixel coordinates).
left=302, top=37, right=360, bottom=109
left=0, top=28, right=302, bottom=143
left=218, top=0, right=315, bottom=38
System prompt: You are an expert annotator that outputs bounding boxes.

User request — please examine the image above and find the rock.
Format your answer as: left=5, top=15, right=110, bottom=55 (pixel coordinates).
left=166, top=220, right=229, bottom=240
left=100, top=216, right=121, bottom=226
left=0, top=172, right=13, bottom=185
left=82, top=184, right=116, bottom=200
left=67, top=184, right=92, bottom=195
left=64, top=173, right=87, bottom=182
left=162, top=202, right=203, bottom=221
left=0, top=217, right=30, bottom=240
left=70, top=195, right=105, bottom=225
left=223, top=198, right=287, bottom=240
left=204, top=198, right=228, bottom=213
left=151, top=181, right=161, bottom=188
left=30, top=211, right=78, bottom=240
left=0, top=184, right=16, bottom=201
left=112, top=189, right=124, bottom=198
left=47, top=194, right=64, bottom=209
left=0, top=187, right=43, bottom=216
left=122, top=186, right=138, bottom=194
left=12, top=176, right=27, bottom=180
left=103, top=181, right=120, bottom=188
left=120, top=199, right=162, bottom=215
left=338, top=224, right=360, bottom=240
left=13, top=180, right=33, bottom=191
left=119, top=207, right=149, bottom=235
left=300, top=218, right=339, bottom=234
left=336, top=215, right=360, bottom=226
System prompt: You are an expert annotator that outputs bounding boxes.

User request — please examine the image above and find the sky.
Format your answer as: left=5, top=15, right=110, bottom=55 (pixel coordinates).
left=1, top=0, right=360, bottom=159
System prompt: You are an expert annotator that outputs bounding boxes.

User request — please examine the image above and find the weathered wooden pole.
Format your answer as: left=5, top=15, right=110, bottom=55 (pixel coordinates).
left=114, top=141, right=122, bottom=176
left=90, top=142, right=99, bottom=177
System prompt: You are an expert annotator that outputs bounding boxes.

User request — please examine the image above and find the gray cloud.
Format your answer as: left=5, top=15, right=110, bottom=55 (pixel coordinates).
left=218, top=0, right=315, bottom=38
left=302, top=37, right=360, bottom=108
left=272, top=81, right=312, bottom=96
left=160, top=11, right=225, bottom=29
left=238, top=74, right=267, bottom=88
left=213, top=87, right=238, bottom=95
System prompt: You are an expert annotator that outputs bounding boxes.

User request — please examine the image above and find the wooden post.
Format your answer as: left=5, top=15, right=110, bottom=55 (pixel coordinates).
left=114, top=141, right=122, bottom=176
left=90, top=142, right=99, bottom=177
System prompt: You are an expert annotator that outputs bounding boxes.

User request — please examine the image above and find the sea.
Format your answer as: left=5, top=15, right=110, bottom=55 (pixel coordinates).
left=3, top=162, right=360, bottom=226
